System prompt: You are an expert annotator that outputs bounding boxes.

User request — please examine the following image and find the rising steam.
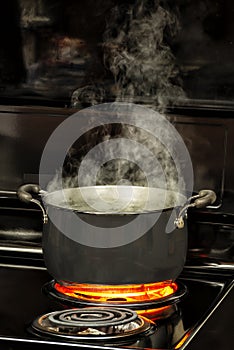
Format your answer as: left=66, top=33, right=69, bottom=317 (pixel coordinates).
left=47, top=1, right=187, bottom=196
left=103, top=0, right=185, bottom=109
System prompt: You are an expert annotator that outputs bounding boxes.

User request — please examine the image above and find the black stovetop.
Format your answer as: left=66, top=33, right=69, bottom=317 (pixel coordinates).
left=0, top=256, right=233, bottom=350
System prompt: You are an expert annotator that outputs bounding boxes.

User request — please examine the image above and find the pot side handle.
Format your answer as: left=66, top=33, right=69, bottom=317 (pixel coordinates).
left=175, top=190, right=216, bottom=229
left=17, top=184, right=48, bottom=224
left=193, top=189, right=217, bottom=208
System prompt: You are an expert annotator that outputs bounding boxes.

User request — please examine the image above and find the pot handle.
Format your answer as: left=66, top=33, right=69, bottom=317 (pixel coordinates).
left=17, top=184, right=48, bottom=224
left=175, top=190, right=216, bottom=229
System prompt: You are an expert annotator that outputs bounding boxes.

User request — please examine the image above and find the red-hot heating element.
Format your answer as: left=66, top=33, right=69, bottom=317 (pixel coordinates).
left=54, top=281, right=178, bottom=302
left=54, top=281, right=179, bottom=318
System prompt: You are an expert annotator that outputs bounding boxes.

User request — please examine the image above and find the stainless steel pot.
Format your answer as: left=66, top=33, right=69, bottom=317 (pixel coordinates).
left=17, top=184, right=216, bottom=285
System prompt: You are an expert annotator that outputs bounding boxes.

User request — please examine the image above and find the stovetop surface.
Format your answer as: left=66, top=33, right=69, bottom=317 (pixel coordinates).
left=0, top=258, right=233, bottom=350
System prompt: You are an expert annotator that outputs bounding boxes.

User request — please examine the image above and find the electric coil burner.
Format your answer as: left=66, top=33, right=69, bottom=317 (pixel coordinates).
left=44, top=280, right=187, bottom=319
left=30, top=307, right=153, bottom=343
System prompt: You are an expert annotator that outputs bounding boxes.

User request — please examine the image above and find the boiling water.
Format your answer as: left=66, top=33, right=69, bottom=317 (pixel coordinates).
left=44, top=186, right=186, bottom=214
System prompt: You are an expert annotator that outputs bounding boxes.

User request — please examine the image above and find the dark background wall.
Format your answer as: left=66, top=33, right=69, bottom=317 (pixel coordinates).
left=1, top=0, right=234, bottom=106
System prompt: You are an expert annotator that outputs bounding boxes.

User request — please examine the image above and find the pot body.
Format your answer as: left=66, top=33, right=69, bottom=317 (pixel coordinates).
left=42, top=205, right=187, bottom=285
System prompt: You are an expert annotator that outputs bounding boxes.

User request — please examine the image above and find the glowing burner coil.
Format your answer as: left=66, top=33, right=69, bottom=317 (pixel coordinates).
left=54, top=281, right=178, bottom=303
left=44, top=280, right=187, bottom=320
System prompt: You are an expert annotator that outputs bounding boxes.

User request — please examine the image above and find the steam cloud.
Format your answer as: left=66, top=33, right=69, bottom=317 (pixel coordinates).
left=103, top=0, right=185, bottom=109
left=47, top=0, right=187, bottom=197
left=47, top=105, right=186, bottom=196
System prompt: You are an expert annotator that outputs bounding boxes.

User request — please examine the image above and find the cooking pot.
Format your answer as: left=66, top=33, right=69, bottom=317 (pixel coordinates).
left=17, top=184, right=216, bottom=285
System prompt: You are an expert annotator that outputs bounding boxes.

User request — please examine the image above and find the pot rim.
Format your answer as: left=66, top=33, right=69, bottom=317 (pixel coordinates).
left=42, top=185, right=187, bottom=216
